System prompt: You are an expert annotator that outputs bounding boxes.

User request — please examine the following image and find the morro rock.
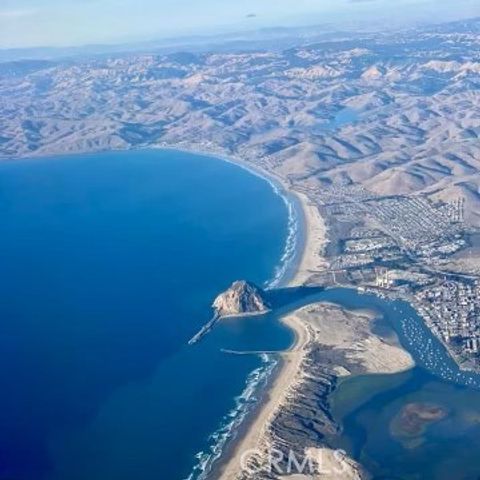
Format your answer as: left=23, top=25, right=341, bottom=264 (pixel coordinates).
left=212, top=280, right=270, bottom=317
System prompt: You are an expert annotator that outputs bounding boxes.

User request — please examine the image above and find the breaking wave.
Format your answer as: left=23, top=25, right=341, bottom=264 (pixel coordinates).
left=184, top=354, right=278, bottom=480
left=184, top=159, right=300, bottom=480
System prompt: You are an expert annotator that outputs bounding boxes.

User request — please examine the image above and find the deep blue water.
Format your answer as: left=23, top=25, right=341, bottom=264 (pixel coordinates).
left=0, top=149, right=294, bottom=480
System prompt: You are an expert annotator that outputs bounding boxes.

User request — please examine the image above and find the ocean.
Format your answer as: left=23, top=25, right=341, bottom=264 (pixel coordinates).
left=3, top=148, right=479, bottom=480
left=0, top=149, right=295, bottom=480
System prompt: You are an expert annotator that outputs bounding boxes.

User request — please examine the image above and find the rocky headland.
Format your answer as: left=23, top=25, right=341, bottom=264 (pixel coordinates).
left=189, top=280, right=270, bottom=345
left=213, top=280, right=270, bottom=318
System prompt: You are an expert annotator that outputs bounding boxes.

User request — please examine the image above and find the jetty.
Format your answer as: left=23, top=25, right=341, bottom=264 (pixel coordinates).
left=221, top=349, right=282, bottom=356
left=188, top=314, right=220, bottom=345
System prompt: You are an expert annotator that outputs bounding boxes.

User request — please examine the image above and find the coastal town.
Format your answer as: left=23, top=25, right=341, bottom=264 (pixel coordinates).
left=286, top=175, right=480, bottom=372
left=415, top=280, right=480, bottom=370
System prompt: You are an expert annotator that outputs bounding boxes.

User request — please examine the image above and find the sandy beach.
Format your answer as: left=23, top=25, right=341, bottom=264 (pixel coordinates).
left=287, top=191, right=329, bottom=287
left=164, top=149, right=410, bottom=479
left=217, top=187, right=415, bottom=480
left=218, top=312, right=312, bottom=480
left=216, top=178, right=330, bottom=480
left=158, top=146, right=329, bottom=287
left=217, top=184, right=328, bottom=480
left=218, top=297, right=414, bottom=479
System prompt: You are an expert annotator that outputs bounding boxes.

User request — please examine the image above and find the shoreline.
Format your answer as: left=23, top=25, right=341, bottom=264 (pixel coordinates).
left=6, top=142, right=480, bottom=480
left=165, top=145, right=328, bottom=480
left=148, top=143, right=330, bottom=288
left=147, top=145, right=329, bottom=479
left=5, top=146, right=421, bottom=480
left=201, top=149, right=329, bottom=479
left=216, top=312, right=312, bottom=480
left=5, top=145, right=327, bottom=480
left=154, top=145, right=312, bottom=288
left=3, top=143, right=320, bottom=290
left=216, top=300, right=416, bottom=480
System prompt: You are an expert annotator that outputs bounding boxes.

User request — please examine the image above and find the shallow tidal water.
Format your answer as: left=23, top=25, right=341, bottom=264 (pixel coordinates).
left=331, top=368, right=480, bottom=480
left=327, top=296, right=480, bottom=480
left=219, top=286, right=480, bottom=480
left=261, top=288, right=480, bottom=480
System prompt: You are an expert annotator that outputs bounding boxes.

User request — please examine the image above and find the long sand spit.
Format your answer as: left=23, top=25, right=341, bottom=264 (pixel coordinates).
left=218, top=191, right=414, bottom=480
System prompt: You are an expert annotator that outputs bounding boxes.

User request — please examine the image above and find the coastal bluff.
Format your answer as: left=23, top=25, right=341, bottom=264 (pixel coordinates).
left=188, top=280, right=270, bottom=345
left=213, top=280, right=270, bottom=317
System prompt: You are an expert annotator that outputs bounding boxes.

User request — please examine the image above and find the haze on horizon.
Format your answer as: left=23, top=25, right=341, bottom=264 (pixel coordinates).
left=0, top=0, right=479, bottom=50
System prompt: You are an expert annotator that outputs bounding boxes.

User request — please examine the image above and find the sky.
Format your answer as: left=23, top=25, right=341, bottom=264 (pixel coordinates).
left=0, top=0, right=479, bottom=49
